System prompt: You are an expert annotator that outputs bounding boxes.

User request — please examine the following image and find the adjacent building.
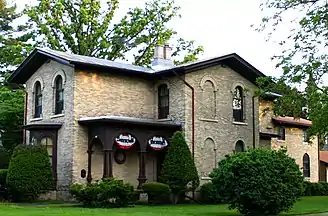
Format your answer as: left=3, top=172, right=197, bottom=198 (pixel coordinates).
left=7, top=45, right=319, bottom=200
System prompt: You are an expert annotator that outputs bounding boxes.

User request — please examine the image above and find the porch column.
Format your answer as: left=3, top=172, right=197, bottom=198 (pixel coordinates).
left=138, top=151, right=147, bottom=188
left=87, top=148, right=93, bottom=183
left=103, top=149, right=113, bottom=179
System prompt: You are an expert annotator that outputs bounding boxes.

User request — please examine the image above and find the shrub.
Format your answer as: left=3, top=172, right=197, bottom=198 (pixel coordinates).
left=210, top=148, right=303, bottom=216
left=141, top=182, right=170, bottom=204
left=6, top=144, right=53, bottom=201
left=0, top=169, right=9, bottom=201
left=70, top=178, right=134, bottom=207
left=159, top=131, right=199, bottom=204
left=302, top=181, right=328, bottom=196
left=199, top=182, right=222, bottom=204
left=0, top=148, right=10, bottom=169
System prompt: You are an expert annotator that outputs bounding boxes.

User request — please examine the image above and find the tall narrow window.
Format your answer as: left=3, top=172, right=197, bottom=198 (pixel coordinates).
left=55, top=76, right=64, bottom=114
left=233, top=86, right=244, bottom=122
left=303, top=153, right=310, bottom=177
left=277, top=126, right=286, bottom=140
left=158, top=84, right=169, bottom=119
left=235, top=140, right=245, bottom=153
left=34, top=81, right=42, bottom=118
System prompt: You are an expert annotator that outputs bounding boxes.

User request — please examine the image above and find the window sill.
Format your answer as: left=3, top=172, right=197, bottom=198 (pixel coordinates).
left=50, top=113, right=65, bottom=119
left=277, top=139, right=286, bottom=143
left=201, top=177, right=212, bottom=180
left=199, top=118, right=219, bottom=123
left=30, top=117, right=42, bottom=122
left=157, top=118, right=171, bottom=122
left=303, top=141, right=309, bottom=145
left=233, top=121, right=248, bottom=126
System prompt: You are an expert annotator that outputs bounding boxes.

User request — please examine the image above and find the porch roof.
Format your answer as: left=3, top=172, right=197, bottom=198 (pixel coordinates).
left=78, top=116, right=182, bottom=128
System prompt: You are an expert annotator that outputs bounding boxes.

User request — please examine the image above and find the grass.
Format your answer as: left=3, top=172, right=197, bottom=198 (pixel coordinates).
left=0, top=196, right=328, bottom=216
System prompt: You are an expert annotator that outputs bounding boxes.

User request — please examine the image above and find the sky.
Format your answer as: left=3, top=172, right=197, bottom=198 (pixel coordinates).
left=15, top=0, right=286, bottom=77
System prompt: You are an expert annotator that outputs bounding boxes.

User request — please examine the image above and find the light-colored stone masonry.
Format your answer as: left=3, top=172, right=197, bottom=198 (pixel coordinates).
left=25, top=60, right=75, bottom=200
left=259, top=99, right=319, bottom=182
left=72, top=70, right=156, bottom=184
left=177, top=65, right=260, bottom=182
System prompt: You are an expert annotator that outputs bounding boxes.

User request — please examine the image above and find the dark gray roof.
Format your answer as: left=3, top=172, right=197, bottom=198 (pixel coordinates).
left=8, top=47, right=266, bottom=85
left=39, top=48, right=154, bottom=73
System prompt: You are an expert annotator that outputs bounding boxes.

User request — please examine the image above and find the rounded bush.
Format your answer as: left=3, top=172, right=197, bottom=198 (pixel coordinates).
left=210, top=148, right=303, bottom=216
left=141, top=182, right=170, bottom=204
left=199, top=182, right=222, bottom=204
left=6, top=144, right=53, bottom=201
left=70, top=178, right=134, bottom=207
left=302, top=181, right=328, bottom=196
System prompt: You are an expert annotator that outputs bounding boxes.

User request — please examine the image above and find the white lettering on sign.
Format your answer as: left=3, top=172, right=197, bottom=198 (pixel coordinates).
left=148, top=136, right=168, bottom=150
left=115, top=133, right=136, bottom=150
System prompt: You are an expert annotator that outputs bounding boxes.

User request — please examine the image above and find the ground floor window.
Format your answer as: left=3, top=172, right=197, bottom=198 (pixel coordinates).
left=41, top=137, right=53, bottom=166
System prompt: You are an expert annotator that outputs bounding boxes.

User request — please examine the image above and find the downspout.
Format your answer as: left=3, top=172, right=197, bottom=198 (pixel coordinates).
left=252, top=96, right=256, bottom=149
left=23, top=91, right=28, bottom=144
left=172, top=70, right=195, bottom=160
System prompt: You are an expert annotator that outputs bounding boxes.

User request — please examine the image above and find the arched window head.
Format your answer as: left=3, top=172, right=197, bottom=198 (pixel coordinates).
left=158, top=84, right=169, bottom=119
left=235, top=140, right=245, bottom=153
left=55, top=75, right=64, bottom=114
left=303, top=153, right=310, bottom=177
left=233, top=86, right=244, bottom=122
left=34, top=81, right=42, bottom=118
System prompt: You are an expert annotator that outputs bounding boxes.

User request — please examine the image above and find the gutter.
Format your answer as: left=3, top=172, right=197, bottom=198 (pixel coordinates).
left=252, top=96, right=256, bottom=148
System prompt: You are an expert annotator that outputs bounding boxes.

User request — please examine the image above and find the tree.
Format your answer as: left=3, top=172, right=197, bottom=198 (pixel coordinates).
left=0, top=86, right=24, bottom=153
left=0, top=0, right=34, bottom=76
left=210, top=148, right=304, bottom=216
left=24, top=0, right=204, bottom=67
left=255, top=0, right=328, bottom=137
left=0, top=0, right=32, bottom=151
left=159, top=131, right=199, bottom=204
left=6, top=144, right=53, bottom=201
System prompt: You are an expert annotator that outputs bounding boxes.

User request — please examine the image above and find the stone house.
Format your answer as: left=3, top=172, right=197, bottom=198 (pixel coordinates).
left=7, top=45, right=319, bottom=200
left=259, top=97, right=319, bottom=182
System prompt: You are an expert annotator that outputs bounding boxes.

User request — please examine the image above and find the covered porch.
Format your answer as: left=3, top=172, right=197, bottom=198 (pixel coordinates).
left=78, top=116, right=182, bottom=187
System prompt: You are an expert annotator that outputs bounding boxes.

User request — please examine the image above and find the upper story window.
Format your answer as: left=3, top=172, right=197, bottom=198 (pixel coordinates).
left=158, top=84, right=169, bottom=119
left=303, top=153, right=310, bottom=178
left=54, top=75, right=64, bottom=114
left=303, top=129, right=309, bottom=142
left=277, top=126, right=286, bottom=141
left=34, top=81, right=42, bottom=118
left=233, top=86, right=244, bottom=122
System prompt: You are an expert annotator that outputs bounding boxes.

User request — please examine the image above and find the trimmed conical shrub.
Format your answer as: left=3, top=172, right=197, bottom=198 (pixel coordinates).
left=159, top=131, right=199, bottom=203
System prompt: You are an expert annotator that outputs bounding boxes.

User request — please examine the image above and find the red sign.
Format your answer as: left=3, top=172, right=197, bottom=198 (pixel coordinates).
left=115, top=133, right=136, bottom=150
left=148, top=136, right=168, bottom=150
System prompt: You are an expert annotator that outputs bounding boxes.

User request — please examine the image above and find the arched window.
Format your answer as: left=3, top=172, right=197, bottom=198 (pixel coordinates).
left=55, top=76, right=64, bottom=114
left=158, top=84, right=169, bottom=119
left=303, top=153, right=310, bottom=177
left=233, top=86, right=244, bottom=122
left=34, top=81, right=42, bottom=118
left=41, top=137, right=53, bottom=166
left=235, top=140, right=245, bottom=153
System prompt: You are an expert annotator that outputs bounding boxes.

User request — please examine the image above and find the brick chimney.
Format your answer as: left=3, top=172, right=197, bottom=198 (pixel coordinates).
left=151, top=43, right=173, bottom=71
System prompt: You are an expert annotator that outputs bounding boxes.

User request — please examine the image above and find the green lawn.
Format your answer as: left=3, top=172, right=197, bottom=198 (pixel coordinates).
left=1, top=196, right=328, bottom=216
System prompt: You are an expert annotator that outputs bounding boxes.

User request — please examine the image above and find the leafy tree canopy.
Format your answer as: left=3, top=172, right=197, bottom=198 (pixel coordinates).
left=255, top=0, right=328, bottom=136
left=25, top=0, right=204, bottom=67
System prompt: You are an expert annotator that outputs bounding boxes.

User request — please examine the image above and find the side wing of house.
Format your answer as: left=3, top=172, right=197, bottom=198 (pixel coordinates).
left=259, top=98, right=319, bottom=182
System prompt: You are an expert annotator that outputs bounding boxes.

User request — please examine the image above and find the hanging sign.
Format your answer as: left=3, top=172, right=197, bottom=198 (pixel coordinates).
left=115, top=133, right=136, bottom=150
left=148, top=136, right=168, bottom=150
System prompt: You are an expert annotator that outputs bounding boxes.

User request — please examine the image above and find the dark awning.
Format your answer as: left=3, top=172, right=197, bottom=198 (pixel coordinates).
left=23, top=123, right=63, bottom=130
left=78, top=116, right=182, bottom=129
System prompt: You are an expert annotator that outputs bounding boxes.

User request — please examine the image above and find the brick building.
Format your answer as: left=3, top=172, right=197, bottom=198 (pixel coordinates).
left=8, top=45, right=319, bottom=200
